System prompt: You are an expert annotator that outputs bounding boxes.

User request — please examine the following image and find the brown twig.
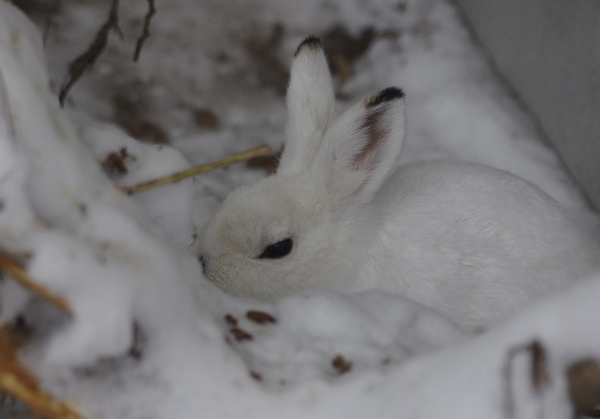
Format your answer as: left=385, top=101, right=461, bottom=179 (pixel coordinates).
left=0, top=251, right=72, bottom=316
left=120, top=145, right=270, bottom=195
left=58, top=0, right=122, bottom=106
left=133, top=0, right=156, bottom=62
left=0, top=327, right=86, bottom=419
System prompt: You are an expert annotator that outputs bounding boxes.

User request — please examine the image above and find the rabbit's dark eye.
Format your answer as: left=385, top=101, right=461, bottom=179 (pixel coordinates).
left=258, top=238, right=293, bottom=259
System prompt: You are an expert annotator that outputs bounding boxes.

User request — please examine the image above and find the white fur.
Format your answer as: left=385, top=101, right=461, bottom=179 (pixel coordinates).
left=195, top=38, right=600, bottom=331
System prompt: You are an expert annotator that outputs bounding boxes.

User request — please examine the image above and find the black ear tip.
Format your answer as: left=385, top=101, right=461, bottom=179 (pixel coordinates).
left=294, top=35, right=322, bottom=57
left=366, top=87, right=405, bottom=107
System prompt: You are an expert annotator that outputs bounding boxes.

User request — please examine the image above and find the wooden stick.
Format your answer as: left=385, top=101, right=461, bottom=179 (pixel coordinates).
left=0, top=252, right=72, bottom=316
left=121, top=144, right=271, bottom=195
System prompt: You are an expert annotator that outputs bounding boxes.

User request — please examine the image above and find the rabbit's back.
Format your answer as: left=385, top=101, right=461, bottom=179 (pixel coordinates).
left=361, top=160, right=600, bottom=329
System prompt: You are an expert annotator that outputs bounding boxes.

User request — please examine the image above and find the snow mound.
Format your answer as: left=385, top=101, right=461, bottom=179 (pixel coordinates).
left=0, top=1, right=599, bottom=419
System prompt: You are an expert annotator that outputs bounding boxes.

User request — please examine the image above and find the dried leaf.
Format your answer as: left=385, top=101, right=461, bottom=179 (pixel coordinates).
left=229, top=327, right=253, bottom=342
left=246, top=310, right=277, bottom=325
left=224, top=314, right=238, bottom=326
left=332, top=355, right=352, bottom=374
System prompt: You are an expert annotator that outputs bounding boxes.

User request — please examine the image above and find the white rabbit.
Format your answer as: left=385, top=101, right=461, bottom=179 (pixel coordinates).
left=195, top=36, right=600, bottom=331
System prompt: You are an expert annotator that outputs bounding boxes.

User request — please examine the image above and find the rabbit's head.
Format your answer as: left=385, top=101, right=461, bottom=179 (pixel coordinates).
left=196, top=37, right=406, bottom=300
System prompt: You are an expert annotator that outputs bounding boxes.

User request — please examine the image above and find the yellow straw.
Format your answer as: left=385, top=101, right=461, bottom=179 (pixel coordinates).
left=0, top=252, right=72, bottom=316
left=120, top=145, right=271, bottom=195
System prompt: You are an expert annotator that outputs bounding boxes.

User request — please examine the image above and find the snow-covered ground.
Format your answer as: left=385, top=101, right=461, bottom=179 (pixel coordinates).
left=1, top=0, right=599, bottom=418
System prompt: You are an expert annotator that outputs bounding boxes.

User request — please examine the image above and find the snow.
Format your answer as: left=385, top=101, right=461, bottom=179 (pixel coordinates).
left=0, top=0, right=599, bottom=418
left=79, top=123, right=195, bottom=249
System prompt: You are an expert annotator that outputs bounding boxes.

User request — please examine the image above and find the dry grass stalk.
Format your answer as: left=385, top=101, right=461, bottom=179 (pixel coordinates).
left=0, top=251, right=72, bottom=316
left=121, top=144, right=271, bottom=195
left=0, top=327, right=86, bottom=419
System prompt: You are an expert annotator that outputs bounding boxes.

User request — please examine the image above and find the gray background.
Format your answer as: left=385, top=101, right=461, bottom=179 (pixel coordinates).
left=454, top=0, right=600, bottom=210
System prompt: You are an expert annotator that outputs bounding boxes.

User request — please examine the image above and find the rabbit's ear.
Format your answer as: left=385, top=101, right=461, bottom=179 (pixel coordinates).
left=317, top=87, right=406, bottom=207
left=279, top=37, right=335, bottom=175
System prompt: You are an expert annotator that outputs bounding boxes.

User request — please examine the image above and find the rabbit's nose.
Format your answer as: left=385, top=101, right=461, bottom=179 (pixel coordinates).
left=199, top=255, right=208, bottom=275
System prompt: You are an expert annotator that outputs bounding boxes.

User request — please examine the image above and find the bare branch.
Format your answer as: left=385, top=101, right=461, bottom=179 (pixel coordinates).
left=133, top=0, right=156, bottom=62
left=58, top=0, right=121, bottom=106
